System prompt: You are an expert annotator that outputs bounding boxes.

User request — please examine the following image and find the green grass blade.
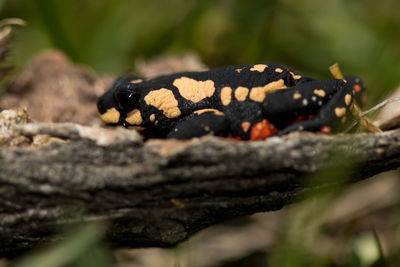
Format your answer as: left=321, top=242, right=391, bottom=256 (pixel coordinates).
left=12, top=223, right=108, bottom=267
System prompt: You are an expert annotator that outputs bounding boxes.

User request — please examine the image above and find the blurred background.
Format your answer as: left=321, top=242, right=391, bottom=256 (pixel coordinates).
left=1, top=0, right=400, bottom=266
left=1, top=0, right=400, bottom=102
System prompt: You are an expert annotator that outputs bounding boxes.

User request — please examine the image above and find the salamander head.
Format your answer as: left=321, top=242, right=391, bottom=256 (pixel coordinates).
left=97, top=75, right=142, bottom=125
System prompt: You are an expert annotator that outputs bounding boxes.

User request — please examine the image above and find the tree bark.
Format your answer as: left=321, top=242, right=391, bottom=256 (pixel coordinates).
left=1, top=123, right=400, bottom=256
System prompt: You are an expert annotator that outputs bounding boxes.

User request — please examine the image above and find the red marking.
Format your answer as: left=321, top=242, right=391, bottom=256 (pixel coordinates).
left=291, top=115, right=305, bottom=124
left=217, top=132, right=242, bottom=140
left=289, top=114, right=314, bottom=125
left=354, top=84, right=362, bottom=92
left=241, top=122, right=251, bottom=132
left=250, top=119, right=278, bottom=140
left=320, top=126, right=331, bottom=133
left=225, top=133, right=242, bottom=141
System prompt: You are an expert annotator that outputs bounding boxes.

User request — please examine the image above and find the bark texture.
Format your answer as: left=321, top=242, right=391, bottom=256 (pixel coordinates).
left=1, top=122, right=400, bottom=256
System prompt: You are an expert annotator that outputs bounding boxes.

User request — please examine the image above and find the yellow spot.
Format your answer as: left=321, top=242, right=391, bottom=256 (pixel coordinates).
left=220, top=86, right=232, bottom=106
left=234, top=86, right=249, bottom=101
left=130, top=79, right=143, bottom=84
left=293, top=91, right=302, bottom=99
left=335, top=107, right=346, bottom=117
left=314, top=89, right=326, bottom=98
left=275, top=68, right=283, bottom=73
left=250, top=64, right=268, bottom=72
left=100, top=107, right=120, bottom=124
left=345, top=94, right=352, bottom=106
left=173, top=77, right=215, bottom=103
left=144, top=89, right=181, bottom=118
left=194, top=108, right=224, bottom=116
left=235, top=68, right=244, bottom=73
left=341, top=117, right=347, bottom=124
left=290, top=72, right=302, bottom=80
left=249, top=79, right=288, bottom=102
left=125, top=109, right=143, bottom=125
left=149, top=114, right=156, bottom=122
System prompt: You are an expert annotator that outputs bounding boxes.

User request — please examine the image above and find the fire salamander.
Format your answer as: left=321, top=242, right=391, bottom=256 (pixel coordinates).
left=97, top=62, right=366, bottom=140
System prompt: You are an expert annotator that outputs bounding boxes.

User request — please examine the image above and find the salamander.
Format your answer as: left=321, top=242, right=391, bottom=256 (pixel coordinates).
left=97, top=62, right=366, bottom=140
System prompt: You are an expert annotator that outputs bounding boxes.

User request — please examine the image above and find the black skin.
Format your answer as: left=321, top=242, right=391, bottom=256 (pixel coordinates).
left=97, top=62, right=366, bottom=140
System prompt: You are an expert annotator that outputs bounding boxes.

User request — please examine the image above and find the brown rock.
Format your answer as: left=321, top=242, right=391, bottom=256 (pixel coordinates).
left=0, top=109, right=31, bottom=146
left=0, top=51, right=114, bottom=125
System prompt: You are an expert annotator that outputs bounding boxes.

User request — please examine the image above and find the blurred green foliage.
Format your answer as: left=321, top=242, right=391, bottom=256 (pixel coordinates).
left=11, top=223, right=113, bottom=267
left=268, top=196, right=386, bottom=267
left=1, top=0, right=400, bottom=103
left=267, top=161, right=399, bottom=267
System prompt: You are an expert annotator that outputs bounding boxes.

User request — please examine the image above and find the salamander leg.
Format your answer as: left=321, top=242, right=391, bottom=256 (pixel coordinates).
left=274, top=79, right=355, bottom=135
left=167, top=111, right=230, bottom=139
left=262, top=79, right=355, bottom=135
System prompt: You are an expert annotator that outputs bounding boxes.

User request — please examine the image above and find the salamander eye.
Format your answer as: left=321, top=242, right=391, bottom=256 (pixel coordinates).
left=114, top=87, right=139, bottom=111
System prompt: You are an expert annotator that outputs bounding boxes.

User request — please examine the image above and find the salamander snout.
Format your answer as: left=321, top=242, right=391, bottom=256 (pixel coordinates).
left=97, top=88, right=121, bottom=125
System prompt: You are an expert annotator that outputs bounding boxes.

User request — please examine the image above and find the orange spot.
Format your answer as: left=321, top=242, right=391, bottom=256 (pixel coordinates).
left=250, top=119, right=278, bottom=140
left=241, top=122, right=251, bottom=132
left=308, top=114, right=314, bottom=119
left=354, top=84, right=362, bottom=92
left=320, top=126, right=331, bottom=133
left=235, top=68, right=244, bottom=73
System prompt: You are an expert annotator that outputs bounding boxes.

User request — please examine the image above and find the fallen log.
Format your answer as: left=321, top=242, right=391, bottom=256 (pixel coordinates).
left=0, top=121, right=399, bottom=256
